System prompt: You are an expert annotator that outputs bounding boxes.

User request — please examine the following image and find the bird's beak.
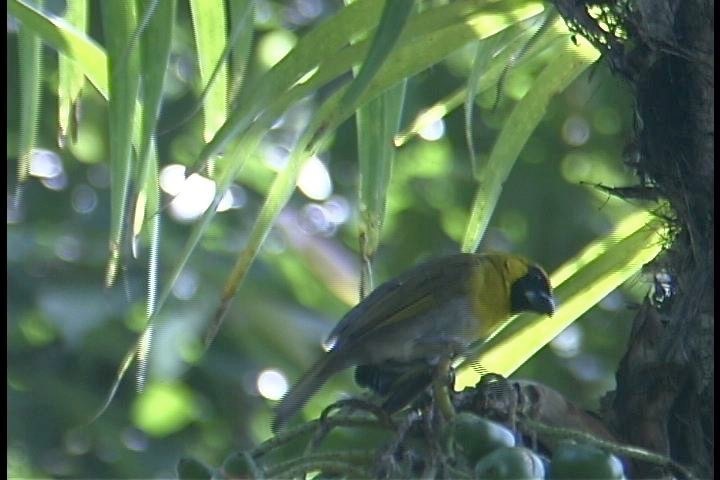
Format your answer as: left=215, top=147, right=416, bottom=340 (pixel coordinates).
left=526, top=290, right=556, bottom=316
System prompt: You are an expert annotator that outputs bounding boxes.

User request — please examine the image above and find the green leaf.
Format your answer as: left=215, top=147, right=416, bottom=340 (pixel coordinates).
left=57, top=0, right=86, bottom=147
left=396, top=12, right=560, bottom=148
left=101, top=1, right=141, bottom=287
left=355, top=1, right=546, bottom=113
left=461, top=29, right=599, bottom=253
left=228, top=0, right=256, bottom=101
left=136, top=0, right=175, bottom=167
left=357, top=80, right=407, bottom=295
left=464, top=28, right=516, bottom=177
left=189, top=0, right=228, bottom=144
left=354, top=0, right=413, bottom=295
left=9, top=0, right=108, bottom=98
left=133, top=0, right=174, bottom=246
left=196, top=0, right=385, bottom=166
left=195, top=0, right=541, bottom=170
left=15, top=0, right=43, bottom=197
left=337, top=0, right=414, bottom=115
left=134, top=136, right=161, bottom=393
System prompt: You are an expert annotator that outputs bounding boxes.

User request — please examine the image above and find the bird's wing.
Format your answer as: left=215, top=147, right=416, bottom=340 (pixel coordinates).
left=327, top=253, right=484, bottom=351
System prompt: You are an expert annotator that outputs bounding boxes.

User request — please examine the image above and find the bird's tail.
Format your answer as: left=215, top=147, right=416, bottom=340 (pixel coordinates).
left=272, top=354, right=341, bottom=434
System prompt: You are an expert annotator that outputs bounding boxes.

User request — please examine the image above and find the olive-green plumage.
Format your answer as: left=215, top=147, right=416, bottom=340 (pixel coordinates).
left=272, top=252, right=554, bottom=433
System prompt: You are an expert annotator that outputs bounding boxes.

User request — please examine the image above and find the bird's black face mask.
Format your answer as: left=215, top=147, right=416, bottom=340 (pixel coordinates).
left=510, top=266, right=555, bottom=316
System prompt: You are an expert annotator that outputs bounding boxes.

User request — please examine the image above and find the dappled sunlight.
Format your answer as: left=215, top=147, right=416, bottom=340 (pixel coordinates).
left=465, top=3, right=545, bottom=40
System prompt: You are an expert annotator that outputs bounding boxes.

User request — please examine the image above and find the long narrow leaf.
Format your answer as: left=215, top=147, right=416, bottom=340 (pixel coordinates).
left=196, top=0, right=540, bottom=170
left=135, top=137, right=161, bottom=393
left=133, top=0, right=175, bottom=245
left=228, top=0, right=255, bottom=102
left=357, top=81, right=407, bottom=296
left=189, top=0, right=228, bottom=145
left=196, top=0, right=385, bottom=168
left=461, top=31, right=599, bottom=253
left=9, top=0, right=107, bottom=98
left=129, top=0, right=175, bottom=392
left=101, top=2, right=141, bottom=287
left=137, top=0, right=175, bottom=155
left=338, top=0, right=414, bottom=114
left=255, top=1, right=546, bottom=160
left=490, top=7, right=558, bottom=111
left=57, top=0, right=86, bottom=147
left=464, top=28, right=517, bottom=177
left=203, top=131, right=326, bottom=349
left=15, top=0, right=43, bottom=207
left=160, top=0, right=253, bottom=146
left=338, top=0, right=413, bottom=296
left=396, top=13, right=559, bottom=147
left=100, top=132, right=260, bottom=415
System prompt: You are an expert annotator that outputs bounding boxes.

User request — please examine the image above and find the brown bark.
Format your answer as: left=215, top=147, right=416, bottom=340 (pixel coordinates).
left=552, top=0, right=713, bottom=477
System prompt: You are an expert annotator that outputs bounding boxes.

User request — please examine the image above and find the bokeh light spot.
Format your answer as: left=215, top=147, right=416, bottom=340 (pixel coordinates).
left=551, top=324, right=583, bottom=358
left=29, top=149, right=63, bottom=179
left=132, top=382, right=198, bottom=437
left=593, top=107, right=622, bottom=135
left=172, top=270, right=199, bottom=300
left=41, top=173, right=68, bottom=191
left=498, top=210, right=529, bottom=244
left=258, top=30, right=297, bottom=69
left=54, top=235, right=82, bottom=262
left=159, top=164, right=187, bottom=197
left=257, top=369, right=288, bottom=401
left=168, top=173, right=217, bottom=223
left=561, top=114, right=591, bottom=146
left=19, top=312, right=56, bottom=346
left=216, top=188, right=236, bottom=213
left=297, top=156, right=332, bottom=201
left=71, top=184, right=98, bottom=214
left=560, top=152, right=593, bottom=183
left=87, top=164, right=111, bottom=189
left=121, top=427, right=149, bottom=452
left=418, top=118, right=446, bottom=141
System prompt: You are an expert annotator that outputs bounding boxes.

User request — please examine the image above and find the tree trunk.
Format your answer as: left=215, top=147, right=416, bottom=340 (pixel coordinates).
left=552, top=0, right=713, bottom=478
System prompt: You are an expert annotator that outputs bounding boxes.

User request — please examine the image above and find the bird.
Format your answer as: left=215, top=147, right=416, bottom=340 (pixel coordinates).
left=272, top=252, right=555, bottom=433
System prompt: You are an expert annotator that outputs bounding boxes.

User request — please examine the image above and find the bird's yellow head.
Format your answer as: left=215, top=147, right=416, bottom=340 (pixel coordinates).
left=505, top=256, right=555, bottom=316
left=469, top=253, right=555, bottom=338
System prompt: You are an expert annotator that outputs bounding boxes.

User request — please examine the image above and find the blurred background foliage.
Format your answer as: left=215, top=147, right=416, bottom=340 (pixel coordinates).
left=7, top=0, right=652, bottom=478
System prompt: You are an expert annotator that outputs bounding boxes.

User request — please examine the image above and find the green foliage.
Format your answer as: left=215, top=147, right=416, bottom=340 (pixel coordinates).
left=7, top=0, right=662, bottom=477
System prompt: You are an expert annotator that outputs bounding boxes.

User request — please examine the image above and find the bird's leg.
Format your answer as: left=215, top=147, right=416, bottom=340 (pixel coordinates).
left=432, top=356, right=456, bottom=423
left=430, top=355, right=458, bottom=466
